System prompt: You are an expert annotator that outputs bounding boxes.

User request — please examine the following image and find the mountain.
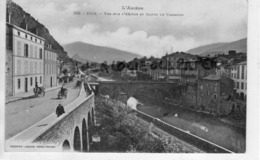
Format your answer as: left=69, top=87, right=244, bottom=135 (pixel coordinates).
left=6, top=0, right=70, bottom=61
left=63, top=42, right=142, bottom=63
left=72, top=54, right=92, bottom=64
left=187, top=38, right=247, bottom=56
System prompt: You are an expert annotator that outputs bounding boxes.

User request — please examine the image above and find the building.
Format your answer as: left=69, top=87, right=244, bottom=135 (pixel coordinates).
left=162, top=52, right=196, bottom=82
left=6, top=18, right=45, bottom=96
left=197, top=75, right=234, bottom=115
left=234, top=61, right=247, bottom=101
left=44, top=44, right=58, bottom=88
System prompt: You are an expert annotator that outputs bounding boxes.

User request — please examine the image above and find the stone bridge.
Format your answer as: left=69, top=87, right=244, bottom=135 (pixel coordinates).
left=97, top=81, right=183, bottom=104
left=6, top=83, right=98, bottom=152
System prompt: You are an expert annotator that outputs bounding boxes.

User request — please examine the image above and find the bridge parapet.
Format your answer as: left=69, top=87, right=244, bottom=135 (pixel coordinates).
left=6, top=83, right=96, bottom=152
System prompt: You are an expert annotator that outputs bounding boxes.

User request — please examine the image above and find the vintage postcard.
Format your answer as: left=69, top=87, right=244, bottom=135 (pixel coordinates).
left=1, top=0, right=259, bottom=159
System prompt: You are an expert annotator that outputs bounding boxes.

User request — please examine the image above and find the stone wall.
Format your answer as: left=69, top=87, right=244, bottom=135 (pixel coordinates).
left=98, top=82, right=183, bottom=104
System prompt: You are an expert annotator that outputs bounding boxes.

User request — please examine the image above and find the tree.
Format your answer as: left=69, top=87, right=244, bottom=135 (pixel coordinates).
left=85, top=61, right=90, bottom=69
left=62, top=68, right=68, bottom=75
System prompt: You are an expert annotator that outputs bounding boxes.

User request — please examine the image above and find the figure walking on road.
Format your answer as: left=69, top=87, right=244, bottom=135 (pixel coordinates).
left=56, top=103, right=65, bottom=117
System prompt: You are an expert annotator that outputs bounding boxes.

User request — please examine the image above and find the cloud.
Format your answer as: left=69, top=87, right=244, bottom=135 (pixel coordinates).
left=52, top=23, right=201, bottom=57
left=14, top=0, right=247, bottom=56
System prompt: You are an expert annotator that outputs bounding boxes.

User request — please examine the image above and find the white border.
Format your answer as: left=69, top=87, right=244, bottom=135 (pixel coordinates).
left=0, top=0, right=259, bottom=160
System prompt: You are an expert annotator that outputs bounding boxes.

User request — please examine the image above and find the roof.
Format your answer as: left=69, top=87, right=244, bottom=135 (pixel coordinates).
left=158, top=76, right=165, bottom=79
left=6, top=22, right=45, bottom=41
left=202, top=75, right=221, bottom=81
left=237, top=61, right=247, bottom=65
left=168, top=76, right=181, bottom=80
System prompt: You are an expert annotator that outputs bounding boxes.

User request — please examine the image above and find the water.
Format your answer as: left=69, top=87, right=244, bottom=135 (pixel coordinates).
left=136, top=98, right=246, bottom=153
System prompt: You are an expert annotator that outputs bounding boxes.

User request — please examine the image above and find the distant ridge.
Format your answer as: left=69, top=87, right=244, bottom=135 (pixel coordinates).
left=187, top=38, right=247, bottom=56
left=63, top=42, right=142, bottom=63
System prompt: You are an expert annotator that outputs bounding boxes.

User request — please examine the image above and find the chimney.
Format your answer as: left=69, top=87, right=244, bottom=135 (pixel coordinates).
left=20, top=15, right=28, bottom=30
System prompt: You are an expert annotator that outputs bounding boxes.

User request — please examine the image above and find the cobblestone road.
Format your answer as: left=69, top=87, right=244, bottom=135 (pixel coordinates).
left=5, top=81, right=81, bottom=139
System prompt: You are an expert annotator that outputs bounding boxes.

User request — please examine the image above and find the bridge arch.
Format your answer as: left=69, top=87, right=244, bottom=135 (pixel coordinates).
left=91, top=107, right=95, bottom=124
left=73, top=126, right=81, bottom=152
left=82, top=118, right=88, bottom=152
left=87, top=112, right=92, bottom=144
left=62, top=140, right=71, bottom=151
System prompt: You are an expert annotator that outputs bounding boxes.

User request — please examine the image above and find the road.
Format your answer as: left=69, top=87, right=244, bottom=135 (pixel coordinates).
left=5, top=81, right=81, bottom=139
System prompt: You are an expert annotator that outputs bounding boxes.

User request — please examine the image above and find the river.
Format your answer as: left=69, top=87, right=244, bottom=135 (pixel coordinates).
left=134, top=97, right=245, bottom=153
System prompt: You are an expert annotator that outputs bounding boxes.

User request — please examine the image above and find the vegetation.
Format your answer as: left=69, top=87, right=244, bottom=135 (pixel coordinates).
left=92, top=96, right=169, bottom=152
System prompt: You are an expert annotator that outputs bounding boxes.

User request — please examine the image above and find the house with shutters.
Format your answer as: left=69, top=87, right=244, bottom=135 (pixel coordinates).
left=6, top=17, right=45, bottom=96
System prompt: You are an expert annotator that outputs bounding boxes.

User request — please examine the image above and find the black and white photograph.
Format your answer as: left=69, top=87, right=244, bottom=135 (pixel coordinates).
left=0, top=0, right=259, bottom=159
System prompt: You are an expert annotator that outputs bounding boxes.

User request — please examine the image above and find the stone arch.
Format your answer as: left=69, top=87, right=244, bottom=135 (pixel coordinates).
left=62, top=140, right=71, bottom=151
left=87, top=112, right=92, bottom=144
left=73, top=126, right=81, bottom=152
left=82, top=118, right=88, bottom=152
left=91, top=107, right=95, bottom=124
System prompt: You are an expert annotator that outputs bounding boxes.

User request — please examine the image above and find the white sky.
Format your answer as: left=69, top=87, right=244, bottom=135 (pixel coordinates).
left=14, top=0, right=247, bottom=57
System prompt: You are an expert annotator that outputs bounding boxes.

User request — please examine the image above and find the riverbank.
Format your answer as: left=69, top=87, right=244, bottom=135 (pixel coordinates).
left=137, top=97, right=246, bottom=153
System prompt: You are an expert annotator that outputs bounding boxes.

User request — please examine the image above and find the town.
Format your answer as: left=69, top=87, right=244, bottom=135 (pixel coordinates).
left=5, top=0, right=246, bottom=154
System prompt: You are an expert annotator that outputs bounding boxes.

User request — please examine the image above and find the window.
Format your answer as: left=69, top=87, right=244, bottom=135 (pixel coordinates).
left=242, top=65, right=244, bottom=79
left=241, top=82, right=244, bottom=89
left=25, top=34, right=27, bottom=38
left=24, top=44, right=29, bottom=57
left=35, top=77, right=37, bottom=84
left=40, top=76, right=42, bottom=83
left=237, top=66, right=240, bottom=79
left=31, top=36, right=32, bottom=40
left=39, top=49, right=43, bottom=59
left=35, top=38, right=37, bottom=42
left=18, top=79, right=21, bottom=89
left=30, top=77, right=33, bottom=86
left=237, top=82, right=239, bottom=89
left=214, top=86, right=217, bottom=92
left=18, top=31, right=20, bottom=36
left=214, top=94, right=217, bottom=99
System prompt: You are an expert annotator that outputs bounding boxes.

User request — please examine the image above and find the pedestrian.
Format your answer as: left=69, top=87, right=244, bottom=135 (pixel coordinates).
left=56, top=103, right=65, bottom=117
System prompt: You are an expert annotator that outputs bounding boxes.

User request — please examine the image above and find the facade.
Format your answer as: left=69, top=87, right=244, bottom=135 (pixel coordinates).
left=234, top=61, right=247, bottom=101
left=6, top=22, right=45, bottom=95
left=44, top=45, right=58, bottom=88
left=197, top=75, right=234, bottom=115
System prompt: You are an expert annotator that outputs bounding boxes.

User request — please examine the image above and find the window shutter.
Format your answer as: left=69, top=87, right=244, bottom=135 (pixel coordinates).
left=17, top=60, right=21, bottom=75
left=17, top=41, right=21, bottom=56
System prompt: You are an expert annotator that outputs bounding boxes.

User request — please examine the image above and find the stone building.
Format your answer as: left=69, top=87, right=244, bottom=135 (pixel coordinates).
left=44, top=44, right=58, bottom=88
left=6, top=18, right=45, bottom=96
left=197, top=75, right=234, bottom=115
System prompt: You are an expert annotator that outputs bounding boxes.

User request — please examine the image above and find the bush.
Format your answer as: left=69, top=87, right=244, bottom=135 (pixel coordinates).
left=93, top=96, right=168, bottom=152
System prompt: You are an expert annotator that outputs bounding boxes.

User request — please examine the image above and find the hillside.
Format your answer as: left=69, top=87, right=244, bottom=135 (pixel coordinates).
left=63, top=42, right=142, bottom=63
left=6, top=0, right=70, bottom=61
left=72, top=54, right=92, bottom=64
left=187, top=38, right=247, bottom=56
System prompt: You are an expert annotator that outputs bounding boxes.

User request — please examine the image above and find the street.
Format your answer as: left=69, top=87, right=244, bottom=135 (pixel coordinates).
left=5, top=81, right=81, bottom=139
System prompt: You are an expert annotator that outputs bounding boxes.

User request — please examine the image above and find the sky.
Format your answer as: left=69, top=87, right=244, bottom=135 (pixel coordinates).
left=13, top=0, right=247, bottom=57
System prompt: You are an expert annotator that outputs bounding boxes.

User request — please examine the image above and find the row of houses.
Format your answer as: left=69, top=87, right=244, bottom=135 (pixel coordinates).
left=143, top=51, right=246, bottom=115
left=5, top=16, right=60, bottom=97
